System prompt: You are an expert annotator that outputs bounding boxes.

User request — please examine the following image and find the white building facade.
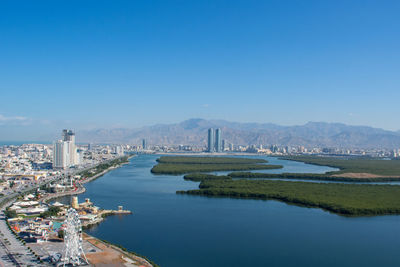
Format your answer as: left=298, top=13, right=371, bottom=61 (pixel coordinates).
left=53, top=129, right=78, bottom=169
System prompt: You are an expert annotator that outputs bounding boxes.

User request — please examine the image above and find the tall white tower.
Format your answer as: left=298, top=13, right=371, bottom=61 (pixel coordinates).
left=53, top=140, right=70, bottom=169
left=63, top=130, right=77, bottom=166
left=208, top=128, right=215, bottom=152
left=54, top=129, right=78, bottom=169
left=215, top=128, right=222, bottom=152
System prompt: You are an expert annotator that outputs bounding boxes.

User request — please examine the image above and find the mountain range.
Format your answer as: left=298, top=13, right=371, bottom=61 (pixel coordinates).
left=75, top=119, right=400, bottom=149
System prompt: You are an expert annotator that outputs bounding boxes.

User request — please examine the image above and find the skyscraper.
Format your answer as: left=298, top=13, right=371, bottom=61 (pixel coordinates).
left=53, top=129, right=78, bottom=169
left=208, top=128, right=215, bottom=152
left=114, top=145, right=124, bottom=155
left=53, top=140, right=70, bottom=169
left=215, top=128, right=222, bottom=152
left=142, top=139, right=147, bottom=150
left=62, top=130, right=77, bottom=165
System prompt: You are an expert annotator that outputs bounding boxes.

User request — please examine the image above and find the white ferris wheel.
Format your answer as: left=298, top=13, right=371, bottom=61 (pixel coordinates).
left=62, top=208, right=88, bottom=266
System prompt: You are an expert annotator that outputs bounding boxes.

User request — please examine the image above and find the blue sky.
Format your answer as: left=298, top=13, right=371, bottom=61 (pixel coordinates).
left=1, top=0, right=399, bottom=140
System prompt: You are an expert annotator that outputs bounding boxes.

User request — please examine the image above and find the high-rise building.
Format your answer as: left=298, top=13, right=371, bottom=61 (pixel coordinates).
left=62, top=129, right=77, bottom=165
left=207, top=128, right=223, bottom=152
left=208, top=128, right=215, bottom=152
left=62, top=129, right=69, bottom=141
left=53, top=129, right=78, bottom=169
left=215, top=128, right=222, bottom=152
left=142, top=139, right=147, bottom=150
left=53, top=140, right=70, bottom=169
left=114, top=145, right=124, bottom=155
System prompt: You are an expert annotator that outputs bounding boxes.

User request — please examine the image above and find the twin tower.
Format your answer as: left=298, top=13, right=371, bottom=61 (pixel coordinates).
left=53, top=129, right=78, bottom=169
left=208, top=128, right=222, bottom=152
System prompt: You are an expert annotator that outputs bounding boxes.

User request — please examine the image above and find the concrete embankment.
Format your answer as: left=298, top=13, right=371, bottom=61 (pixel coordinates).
left=41, top=186, right=86, bottom=203
left=42, top=156, right=134, bottom=203
left=81, top=155, right=134, bottom=185
left=82, top=209, right=132, bottom=228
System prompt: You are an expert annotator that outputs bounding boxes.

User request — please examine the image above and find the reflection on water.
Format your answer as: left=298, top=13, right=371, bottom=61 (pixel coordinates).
left=57, top=154, right=400, bottom=267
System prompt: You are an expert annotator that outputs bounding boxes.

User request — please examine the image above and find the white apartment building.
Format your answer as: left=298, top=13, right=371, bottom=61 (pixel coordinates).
left=53, top=129, right=78, bottom=169
left=53, top=140, right=70, bottom=169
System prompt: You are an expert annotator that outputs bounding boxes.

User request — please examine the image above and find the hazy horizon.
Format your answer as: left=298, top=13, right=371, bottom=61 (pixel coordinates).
left=1, top=1, right=400, bottom=140
left=1, top=118, right=399, bottom=142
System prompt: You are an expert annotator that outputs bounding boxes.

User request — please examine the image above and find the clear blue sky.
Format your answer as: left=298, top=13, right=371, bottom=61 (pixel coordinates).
left=1, top=0, right=399, bottom=140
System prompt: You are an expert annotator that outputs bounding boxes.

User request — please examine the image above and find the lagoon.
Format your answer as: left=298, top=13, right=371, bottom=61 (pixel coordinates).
left=74, top=154, right=400, bottom=267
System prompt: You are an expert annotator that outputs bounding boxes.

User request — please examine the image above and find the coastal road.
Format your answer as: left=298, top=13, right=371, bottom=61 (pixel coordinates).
left=0, top=156, right=126, bottom=266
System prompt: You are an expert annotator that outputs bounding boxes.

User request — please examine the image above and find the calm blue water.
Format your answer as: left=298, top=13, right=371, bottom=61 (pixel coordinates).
left=210, top=155, right=339, bottom=175
left=74, top=154, right=400, bottom=267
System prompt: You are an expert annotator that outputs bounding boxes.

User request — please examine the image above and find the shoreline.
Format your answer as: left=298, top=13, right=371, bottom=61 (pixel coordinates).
left=43, top=156, right=134, bottom=204
left=83, top=233, right=155, bottom=267
left=155, top=152, right=262, bottom=156
left=41, top=157, right=135, bottom=230
left=3, top=154, right=156, bottom=267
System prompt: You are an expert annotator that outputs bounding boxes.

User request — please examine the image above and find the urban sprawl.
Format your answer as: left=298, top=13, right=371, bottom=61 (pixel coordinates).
left=0, top=128, right=399, bottom=266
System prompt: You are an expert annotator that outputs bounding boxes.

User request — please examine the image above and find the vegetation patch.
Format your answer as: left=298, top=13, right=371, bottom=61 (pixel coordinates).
left=39, top=206, right=61, bottom=218
left=184, top=173, right=231, bottom=182
left=78, top=156, right=129, bottom=179
left=281, top=155, right=400, bottom=176
left=178, top=178, right=400, bottom=216
left=4, top=208, right=17, bottom=218
left=151, top=156, right=282, bottom=175
left=228, top=172, right=400, bottom=182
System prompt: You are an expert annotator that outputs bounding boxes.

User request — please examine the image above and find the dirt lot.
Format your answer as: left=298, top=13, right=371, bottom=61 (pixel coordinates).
left=83, top=233, right=152, bottom=267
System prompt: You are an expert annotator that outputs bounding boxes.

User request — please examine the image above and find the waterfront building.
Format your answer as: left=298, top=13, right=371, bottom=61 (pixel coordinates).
left=215, top=128, right=222, bottom=152
left=208, top=128, right=215, bottom=152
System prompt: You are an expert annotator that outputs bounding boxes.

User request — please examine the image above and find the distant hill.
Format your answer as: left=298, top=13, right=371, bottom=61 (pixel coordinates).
left=76, top=119, right=400, bottom=149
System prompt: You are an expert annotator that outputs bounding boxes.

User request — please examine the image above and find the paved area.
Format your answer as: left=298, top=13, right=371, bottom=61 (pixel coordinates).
left=0, top=156, right=134, bottom=266
left=0, top=207, right=46, bottom=267
left=29, top=236, right=101, bottom=265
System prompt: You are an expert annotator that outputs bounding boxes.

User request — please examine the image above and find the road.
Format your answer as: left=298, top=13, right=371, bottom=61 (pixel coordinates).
left=0, top=203, right=46, bottom=266
left=0, top=156, right=125, bottom=266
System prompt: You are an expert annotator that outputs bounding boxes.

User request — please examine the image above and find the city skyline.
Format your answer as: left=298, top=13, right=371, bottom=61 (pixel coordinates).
left=0, top=118, right=400, bottom=144
left=1, top=1, right=400, bottom=266
left=1, top=0, right=400, bottom=140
